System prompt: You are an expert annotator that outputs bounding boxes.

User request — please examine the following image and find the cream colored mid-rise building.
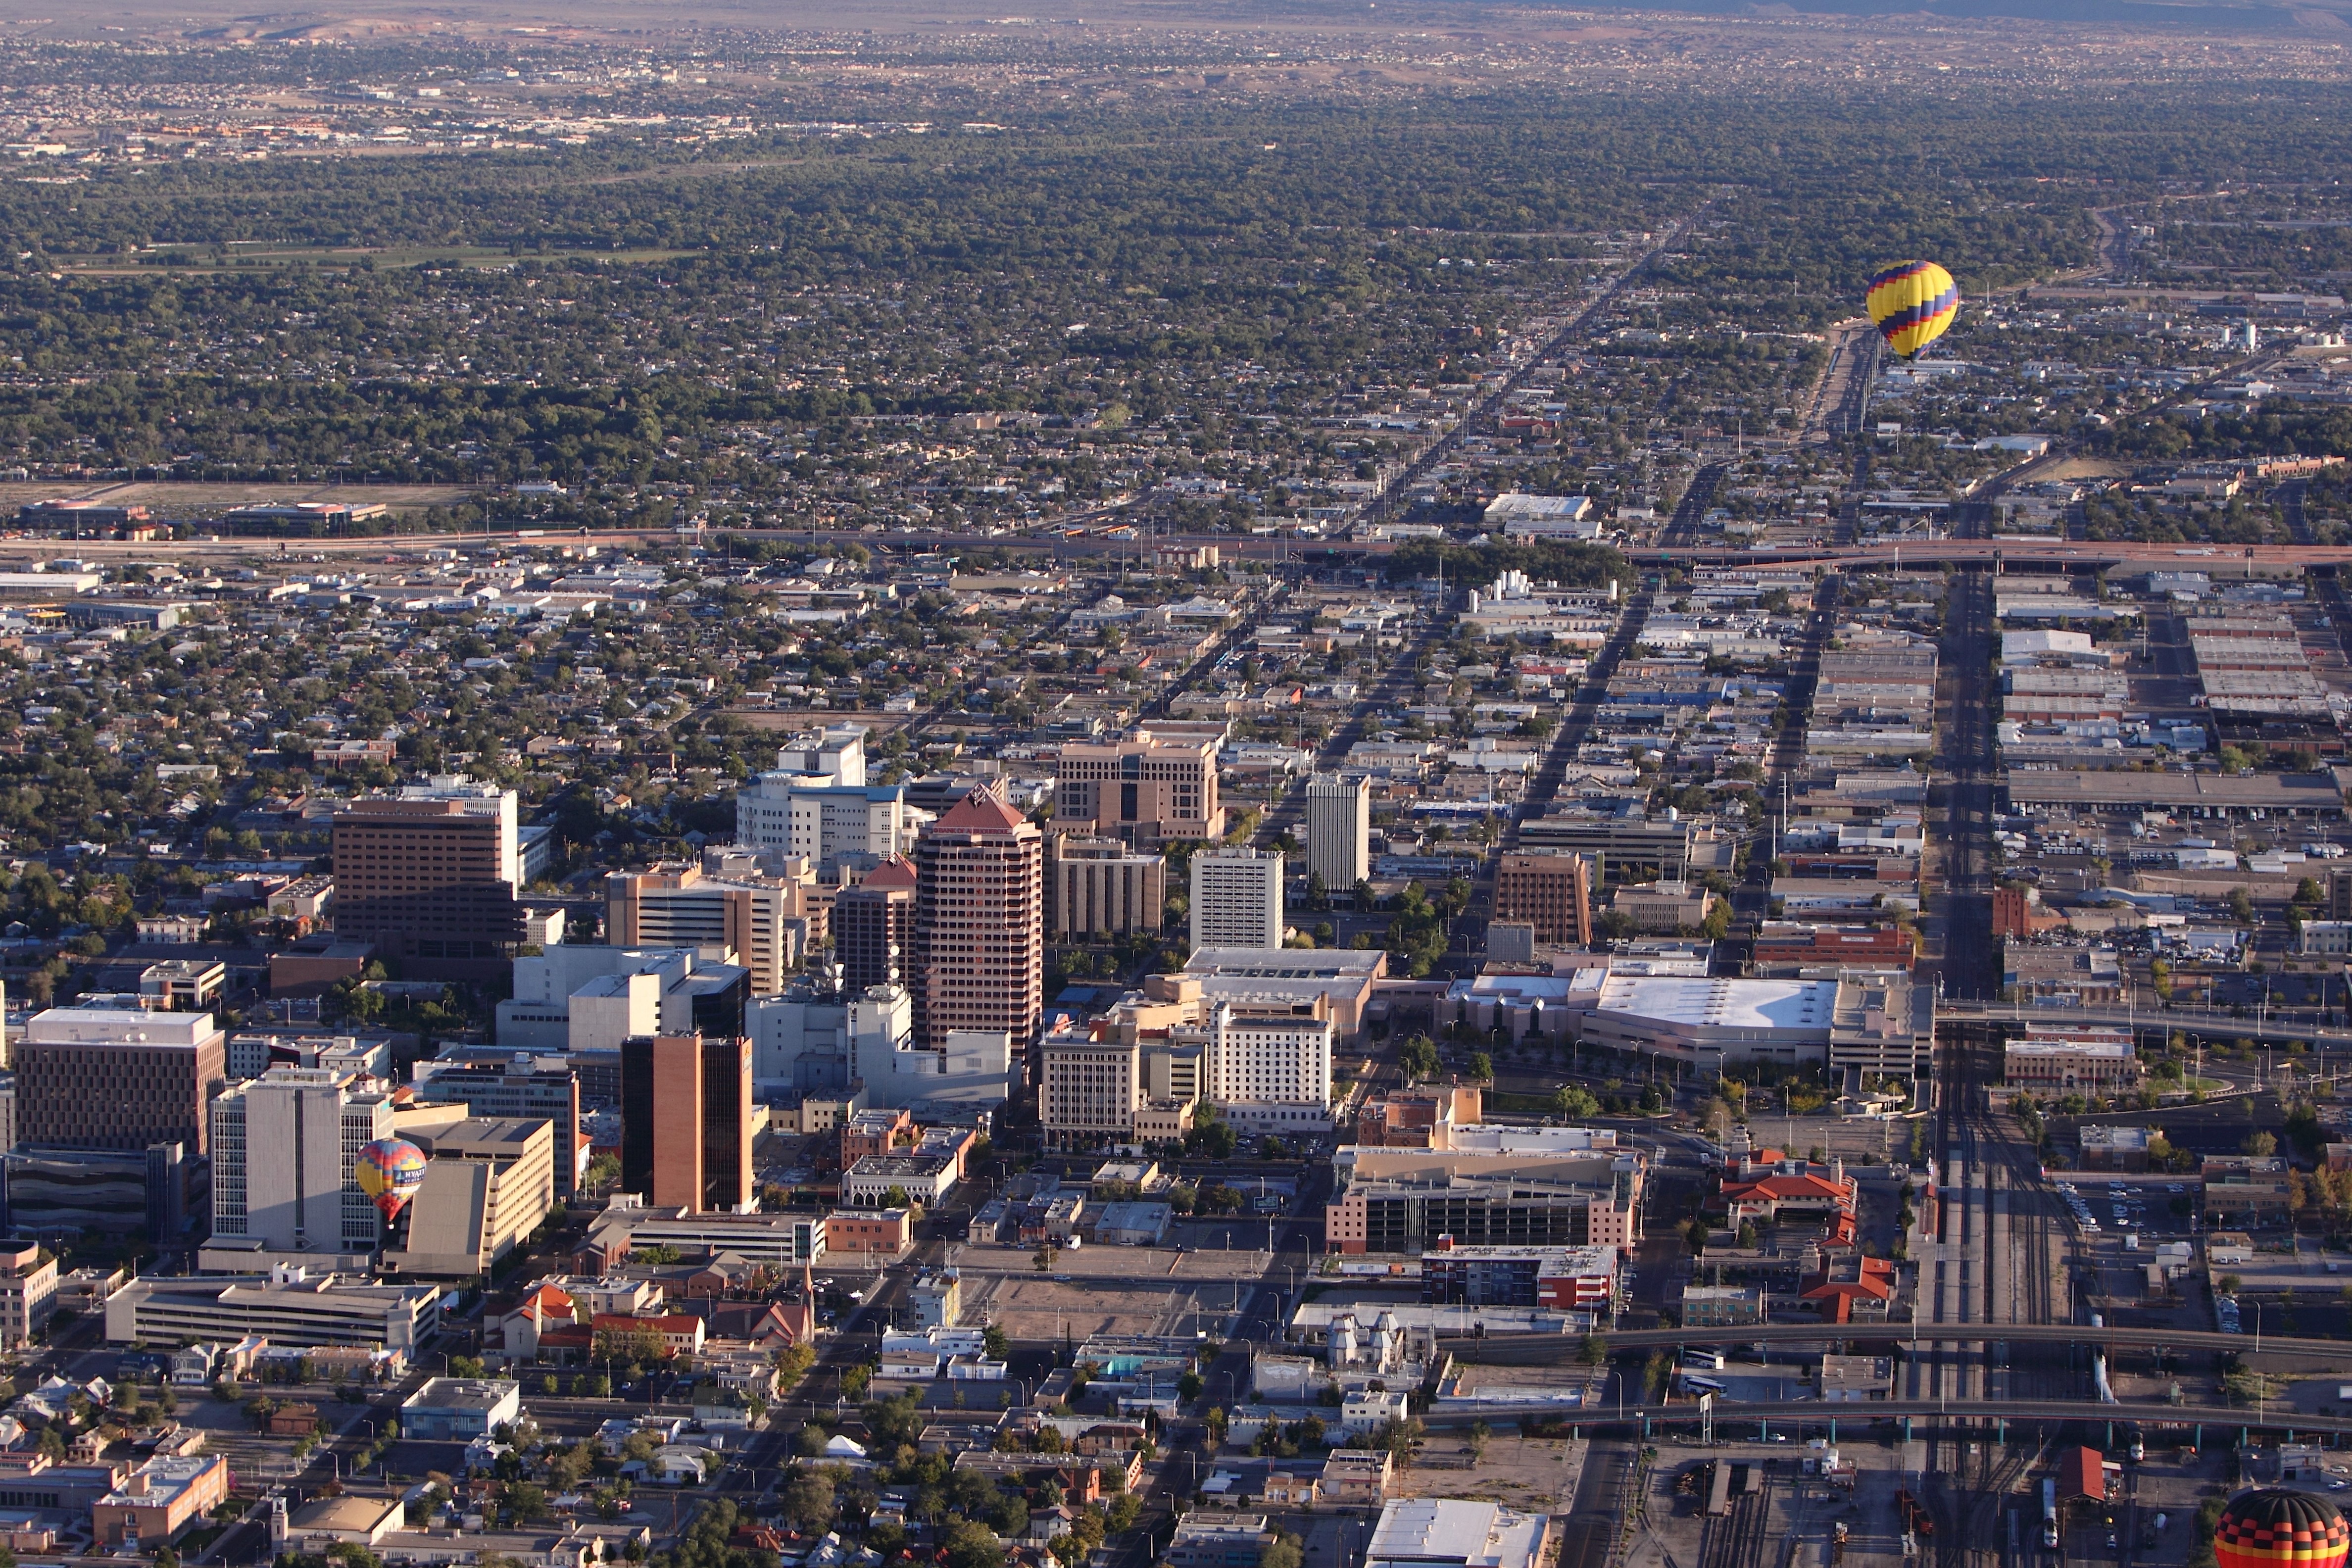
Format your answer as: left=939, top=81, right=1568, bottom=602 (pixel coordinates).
left=606, top=864, right=798, bottom=994
left=1038, top=1033, right=1140, bottom=1150
left=209, top=1067, right=394, bottom=1257
left=382, top=1117, right=558, bottom=1278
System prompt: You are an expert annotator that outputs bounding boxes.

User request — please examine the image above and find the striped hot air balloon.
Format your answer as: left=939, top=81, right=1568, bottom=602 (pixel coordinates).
left=2216, top=1490, right=2352, bottom=1568
left=1865, top=259, right=1960, bottom=360
left=356, top=1137, right=429, bottom=1225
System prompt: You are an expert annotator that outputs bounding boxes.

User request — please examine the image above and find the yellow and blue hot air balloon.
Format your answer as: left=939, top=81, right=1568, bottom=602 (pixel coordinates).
left=356, top=1137, right=429, bottom=1225
left=1865, top=259, right=1960, bottom=360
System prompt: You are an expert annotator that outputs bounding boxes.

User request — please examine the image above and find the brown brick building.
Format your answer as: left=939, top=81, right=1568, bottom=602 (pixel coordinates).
left=912, top=789, right=1043, bottom=1055
left=332, top=784, right=523, bottom=973
left=1493, top=852, right=1593, bottom=947
left=14, top=1008, right=227, bottom=1154
left=620, top=1033, right=755, bottom=1215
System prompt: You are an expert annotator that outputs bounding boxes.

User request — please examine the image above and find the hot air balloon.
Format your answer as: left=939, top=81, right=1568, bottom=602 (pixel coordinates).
left=1865, top=260, right=1960, bottom=361
left=356, top=1138, right=429, bottom=1225
left=2216, top=1490, right=2351, bottom=1568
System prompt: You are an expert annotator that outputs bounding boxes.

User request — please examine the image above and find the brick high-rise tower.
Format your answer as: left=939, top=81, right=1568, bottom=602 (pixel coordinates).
left=911, top=789, right=1043, bottom=1057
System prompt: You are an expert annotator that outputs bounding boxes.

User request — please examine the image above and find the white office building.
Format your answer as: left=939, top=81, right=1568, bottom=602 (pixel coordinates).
left=1304, top=773, right=1371, bottom=892
left=494, top=946, right=751, bottom=1053
left=1191, top=847, right=1285, bottom=952
left=734, top=777, right=910, bottom=872
left=105, top=1266, right=441, bottom=1351
left=209, top=1069, right=394, bottom=1257
left=733, top=725, right=910, bottom=873
left=748, top=982, right=1013, bottom=1108
left=1204, top=1004, right=1332, bottom=1133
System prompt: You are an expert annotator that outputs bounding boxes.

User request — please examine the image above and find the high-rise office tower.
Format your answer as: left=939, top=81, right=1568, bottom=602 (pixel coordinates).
left=1304, top=773, right=1372, bottom=892
left=834, top=855, right=918, bottom=993
left=1190, top=846, right=1285, bottom=952
left=1052, top=731, right=1225, bottom=843
left=1045, top=833, right=1167, bottom=939
left=208, top=1067, right=394, bottom=1255
left=619, top=1033, right=754, bottom=1215
left=15, top=1008, right=228, bottom=1155
left=1494, top=853, right=1594, bottom=947
left=911, top=789, right=1043, bottom=1053
left=332, top=777, right=524, bottom=974
left=605, top=864, right=796, bottom=994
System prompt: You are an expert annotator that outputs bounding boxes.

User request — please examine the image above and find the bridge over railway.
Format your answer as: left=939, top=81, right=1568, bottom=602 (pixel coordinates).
left=1439, top=1322, right=2352, bottom=1359
left=1415, top=1395, right=2352, bottom=1441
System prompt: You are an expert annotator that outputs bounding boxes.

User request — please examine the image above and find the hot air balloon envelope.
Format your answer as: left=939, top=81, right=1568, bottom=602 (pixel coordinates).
left=2217, top=1490, right=2351, bottom=1568
left=1865, top=260, right=1960, bottom=360
left=356, top=1138, right=429, bottom=1224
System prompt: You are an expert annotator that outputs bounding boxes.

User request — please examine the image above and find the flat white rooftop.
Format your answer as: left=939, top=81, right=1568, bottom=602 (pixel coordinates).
left=1594, top=976, right=1835, bottom=1031
left=1368, top=1499, right=1549, bottom=1568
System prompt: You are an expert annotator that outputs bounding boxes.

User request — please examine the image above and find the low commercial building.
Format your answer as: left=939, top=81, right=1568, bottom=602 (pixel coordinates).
left=1818, top=1355, right=1895, bottom=1401
left=1718, top=1157, right=1857, bottom=1227
left=285, top=1496, right=407, bottom=1551
left=91, top=1453, right=231, bottom=1547
left=140, top=960, right=227, bottom=1013
left=577, top=1204, right=825, bottom=1270
left=2004, top=1026, right=2141, bottom=1096
left=1365, top=1499, right=1553, bottom=1568
left=2003, top=947, right=2125, bottom=1006
left=1320, top=1449, right=1395, bottom=1508
left=2203, top=1155, right=2296, bottom=1221
left=1578, top=974, right=1934, bottom=1078
left=1342, top=1388, right=1413, bottom=1437
left=909, top=1267, right=962, bottom=1329
left=1609, top=882, right=1715, bottom=935
left=1167, top=1516, right=1274, bottom=1568
left=1748, top=923, right=1915, bottom=973
left=2078, top=1125, right=2154, bottom=1172
left=104, top=1266, right=441, bottom=1351
left=1677, top=1284, right=1764, bottom=1327
left=1800, top=1252, right=1897, bottom=1325
left=401, top=1377, right=524, bottom=1440
left=825, top=1208, right=913, bottom=1259
left=1093, top=1201, right=1175, bottom=1246
left=1419, top=1242, right=1616, bottom=1311
left=841, top=1150, right=961, bottom=1209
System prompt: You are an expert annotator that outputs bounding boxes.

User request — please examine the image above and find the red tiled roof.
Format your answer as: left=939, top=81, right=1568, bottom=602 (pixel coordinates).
left=863, top=854, right=919, bottom=890
left=933, top=788, right=1029, bottom=833
left=1723, top=1174, right=1849, bottom=1203
left=2058, top=1446, right=2107, bottom=1500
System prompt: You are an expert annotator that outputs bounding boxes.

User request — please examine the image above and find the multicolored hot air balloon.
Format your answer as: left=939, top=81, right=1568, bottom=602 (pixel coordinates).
left=355, top=1138, right=428, bottom=1225
left=1865, top=259, right=1960, bottom=360
left=2216, top=1490, right=2352, bottom=1568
